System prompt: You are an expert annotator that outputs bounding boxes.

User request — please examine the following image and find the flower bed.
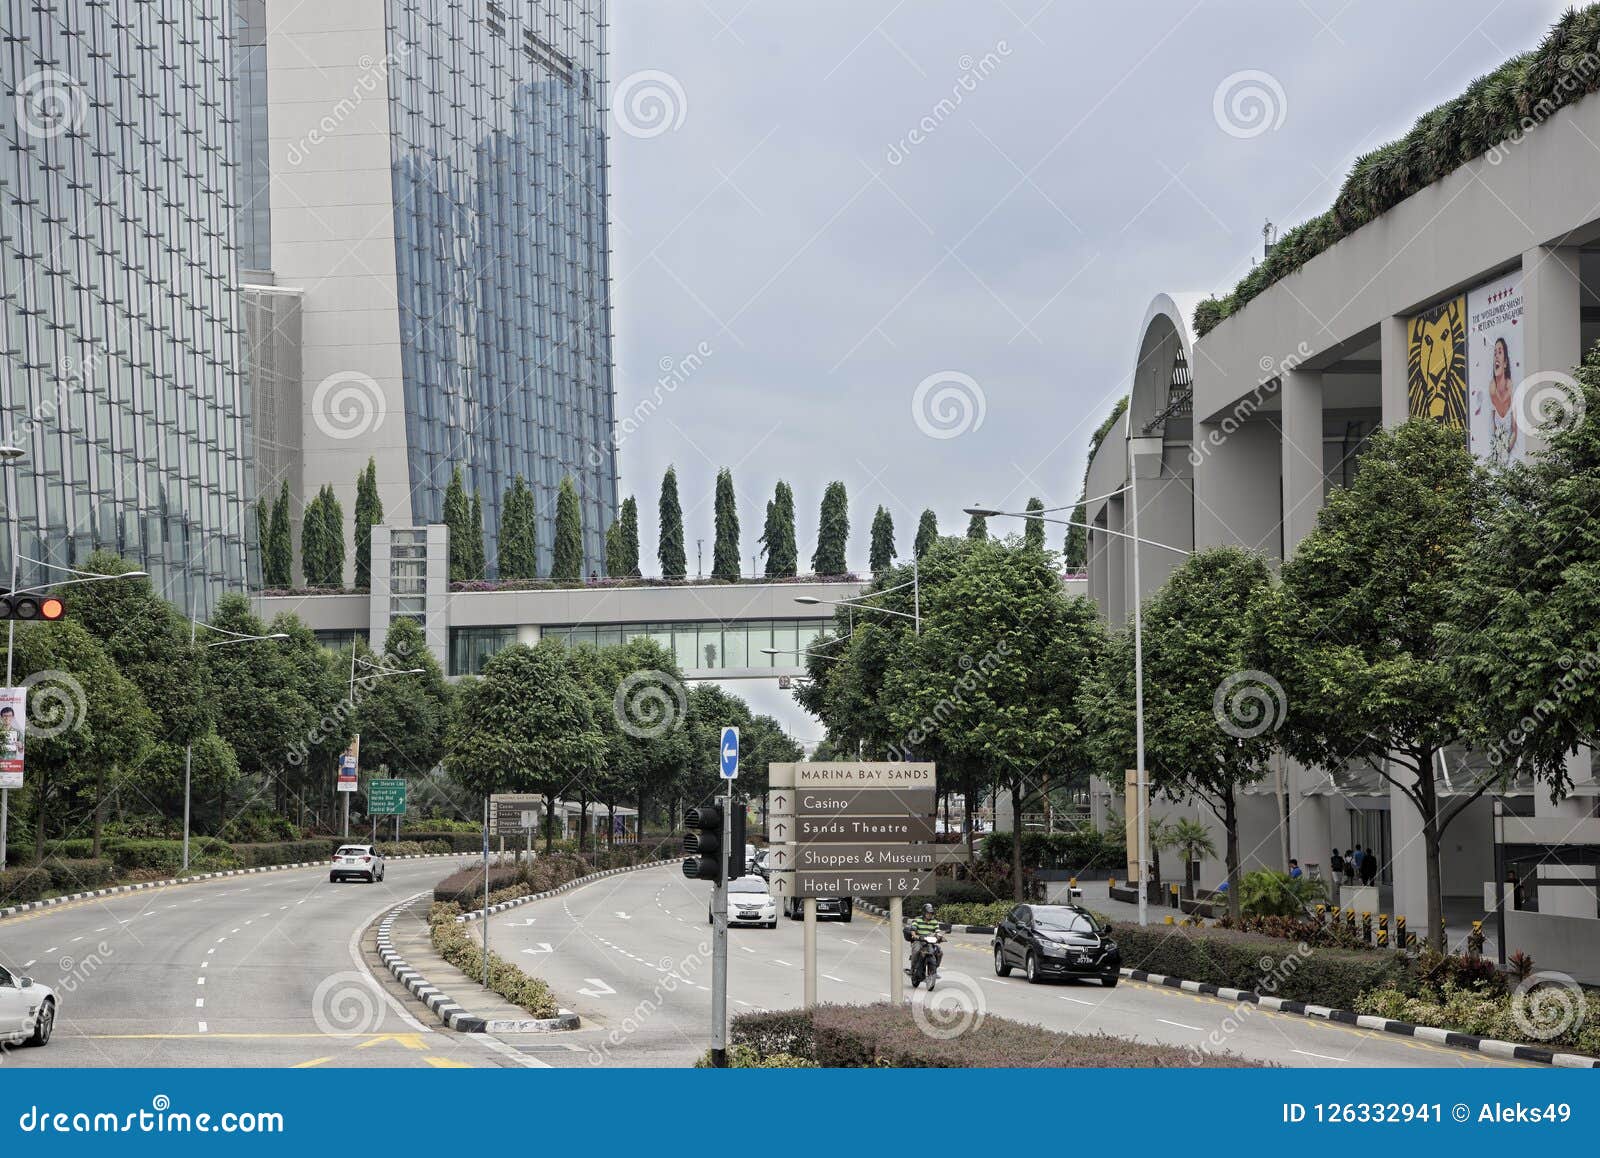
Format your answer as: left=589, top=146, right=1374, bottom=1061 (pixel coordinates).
left=427, top=902, right=558, bottom=1018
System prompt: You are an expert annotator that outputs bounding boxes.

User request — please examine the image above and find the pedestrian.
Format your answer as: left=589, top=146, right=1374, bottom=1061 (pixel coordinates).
left=1343, top=850, right=1356, bottom=884
left=1288, top=858, right=1302, bottom=879
left=1329, top=848, right=1344, bottom=878
left=1360, top=849, right=1379, bottom=887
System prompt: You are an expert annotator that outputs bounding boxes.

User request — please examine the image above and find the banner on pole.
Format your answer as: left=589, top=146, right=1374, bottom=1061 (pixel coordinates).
left=337, top=735, right=359, bottom=793
left=0, top=686, right=23, bottom=789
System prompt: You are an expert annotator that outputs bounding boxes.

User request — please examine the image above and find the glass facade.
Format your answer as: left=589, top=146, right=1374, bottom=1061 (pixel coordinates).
left=232, top=0, right=271, bottom=272
left=0, top=0, right=249, bottom=613
left=449, top=625, right=517, bottom=676
left=449, top=618, right=827, bottom=677
left=385, top=0, right=617, bottom=578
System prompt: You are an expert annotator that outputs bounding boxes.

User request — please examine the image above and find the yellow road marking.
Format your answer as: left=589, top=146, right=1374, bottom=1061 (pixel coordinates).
left=292, top=1056, right=335, bottom=1068
left=84, top=1032, right=401, bottom=1041
left=424, top=1055, right=471, bottom=1068
left=355, top=1033, right=428, bottom=1051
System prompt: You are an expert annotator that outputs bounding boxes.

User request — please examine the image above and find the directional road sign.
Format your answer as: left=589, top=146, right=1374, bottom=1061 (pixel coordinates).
left=720, top=726, right=739, bottom=780
left=795, top=788, right=934, bottom=819
left=367, top=778, right=406, bottom=815
left=795, top=870, right=936, bottom=897
left=796, top=814, right=936, bottom=844
left=795, top=843, right=935, bottom=872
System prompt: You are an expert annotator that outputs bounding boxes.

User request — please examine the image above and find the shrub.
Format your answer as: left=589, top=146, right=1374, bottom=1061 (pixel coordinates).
left=398, top=832, right=482, bottom=853
left=0, top=865, right=51, bottom=904
left=1237, top=869, right=1327, bottom=917
left=1109, top=921, right=1405, bottom=1009
left=694, top=1045, right=818, bottom=1068
left=1356, top=983, right=1600, bottom=1056
left=48, top=858, right=118, bottom=892
left=935, top=901, right=1013, bottom=927
left=230, top=838, right=344, bottom=867
left=218, top=813, right=299, bottom=843
left=727, top=1005, right=1264, bottom=1067
left=102, top=838, right=237, bottom=873
left=428, top=902, right=558, bottom=1018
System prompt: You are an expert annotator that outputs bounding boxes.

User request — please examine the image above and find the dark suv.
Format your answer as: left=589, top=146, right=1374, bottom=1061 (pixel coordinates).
left=783, top=895, right=853, bottom=922
left=992, top=904, right=1120, bottom=986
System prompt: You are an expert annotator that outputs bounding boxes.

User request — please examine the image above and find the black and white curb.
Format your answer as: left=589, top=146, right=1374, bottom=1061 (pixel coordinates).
left=854, top=897, right=996, bottom=935
left=1122, top=968, right=1600, bottom=1069
left=0, top=851, right=474, bottom=921
left=375, top=893, right=579, bottom=1034
left=454, top=857, right=670, bottom=923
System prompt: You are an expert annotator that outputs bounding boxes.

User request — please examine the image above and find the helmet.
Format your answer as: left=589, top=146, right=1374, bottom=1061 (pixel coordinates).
left=922, top=903, right=934, bottom=915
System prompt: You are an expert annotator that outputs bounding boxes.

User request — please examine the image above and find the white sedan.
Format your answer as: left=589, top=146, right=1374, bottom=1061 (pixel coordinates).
left=0, top=963, right=55, bottom=1048
left=712, top=876, right=778, bottom=928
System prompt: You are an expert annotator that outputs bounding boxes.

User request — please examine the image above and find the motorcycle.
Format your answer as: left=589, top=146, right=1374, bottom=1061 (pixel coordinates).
left=907, top=931, right=943, bottom=990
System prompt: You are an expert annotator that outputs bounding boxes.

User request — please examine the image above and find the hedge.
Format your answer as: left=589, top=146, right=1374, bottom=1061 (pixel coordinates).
left=1192, top=5, right=1600, bottom=337
left=1108, top=921, right=1406, bottom=1009
left=428, top=902, right=558, bottom=1018
left=727, top=1004, right=1265, bottom=1068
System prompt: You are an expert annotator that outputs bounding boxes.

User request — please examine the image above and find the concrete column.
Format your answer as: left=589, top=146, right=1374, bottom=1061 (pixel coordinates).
left=1520, top=245, right=1583, bottom=458
left=1279, top=369, right=1324, bottom=556
left=1388, top=779, right=1428, bottom=935
left=1379, top=315, right=1409, bottom=428
left=1104, top=495, right=1126, bottom=624
left=1192, top=418, right=1281, bottom=558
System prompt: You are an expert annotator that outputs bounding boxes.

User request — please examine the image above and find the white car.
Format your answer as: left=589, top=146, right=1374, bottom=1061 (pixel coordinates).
left=721, top=876, right=777, bottom=928
left=329, top=843, right=386, bottom=883
left=0, top=963, right=55, bottom=1048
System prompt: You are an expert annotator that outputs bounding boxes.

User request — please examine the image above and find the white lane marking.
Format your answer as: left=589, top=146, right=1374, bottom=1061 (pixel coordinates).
left=230, top=928, right=239, bottom=934
left=44, top=947, right=56, bottom=954
left=738, top=946, right=756, bottom=954
left=842, top=938, right=859, bottom=945
left=1293, top=1049, right=1347, bottom=1063
left=878, top=949, right=889, bottom=955
left=345, top=889, right=432, bottom=1035
left=198, top=1022, right=207, bottom=1033
left=216, top=938, right=226, bottom=944
left=197, top=977, right=206, bottom=985
left=465, top=1031, right=548, bottom=1069
left=70, top=936, right=82, bottom=943
left=980, top=976, right=1006, bottom=986
left=195, top=998, right=204, bottom=1008
left=1157, top=1018, right=1203, bottom=1032
left=21, top=960, right=34, bottom=968
left=576, top=978, right=616, bottom=998
left=733, top=998, right=754, bottom=1007
left=1056, top=994, right=1096, bottom=1006
left=822, top=973, right=847, bottom=983
left=94, top=927, right=106, bottom=933
left=614, top=911, right=631, bottom=920
left=771, top=959, right=794, bottom=967
left=206, top=948, right=215, bottom=954
left=520, top=943, right=554, bottom=956
left=201, top=961, right=208, bottom=969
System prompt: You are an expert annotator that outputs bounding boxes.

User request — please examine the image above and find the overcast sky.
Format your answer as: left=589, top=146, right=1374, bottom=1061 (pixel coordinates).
left=602, top=0, right=1570, bottom=576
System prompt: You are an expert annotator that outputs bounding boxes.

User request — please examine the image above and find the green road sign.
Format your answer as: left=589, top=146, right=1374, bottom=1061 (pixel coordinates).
left=368, top=778, right=406, bottom=815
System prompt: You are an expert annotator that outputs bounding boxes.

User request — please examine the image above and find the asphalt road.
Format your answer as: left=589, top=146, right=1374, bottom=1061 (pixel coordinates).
left=0, top=858, right=532, bottom=1069
left=492, top=863, right=1536, bottom=1069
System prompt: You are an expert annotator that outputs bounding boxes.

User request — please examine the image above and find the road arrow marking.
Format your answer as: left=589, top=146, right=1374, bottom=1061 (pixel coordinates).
left=520, top=943, right=554, bottom=956
left=425, top=1055, right=472, bottom=1068
left=355, top=1033, right=429, bottom=1051
left=614, top=911, right=631, bottom=920
left=577, top=978, right=616, bottom=998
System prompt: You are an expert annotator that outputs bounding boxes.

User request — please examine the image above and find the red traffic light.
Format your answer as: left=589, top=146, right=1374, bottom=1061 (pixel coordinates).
left=0, top=593, right=66, bottom=621
left=39, top=597, right=64, bottom=620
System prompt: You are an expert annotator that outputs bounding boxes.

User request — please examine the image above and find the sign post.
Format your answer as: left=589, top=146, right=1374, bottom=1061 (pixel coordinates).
left=711, top=725, right=738, bottom=1067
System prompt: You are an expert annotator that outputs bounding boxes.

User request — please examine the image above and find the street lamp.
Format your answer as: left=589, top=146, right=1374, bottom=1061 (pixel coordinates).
left=967, top=476, right=1191, bottom=928
left=342, top=652, right=424, bottom=838
left=794, top=563, right=921, bottom=634
left=183, top=623, right=289, bottom=870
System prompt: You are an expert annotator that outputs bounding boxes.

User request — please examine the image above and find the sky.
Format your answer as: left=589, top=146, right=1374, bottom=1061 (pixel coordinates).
left=602, top=0, right=1572, bottom=577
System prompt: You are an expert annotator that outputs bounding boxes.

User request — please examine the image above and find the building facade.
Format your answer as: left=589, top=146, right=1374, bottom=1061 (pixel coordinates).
left=0, top=0, right=251, bottom=612
left=252, top=0, right=617, bottom=585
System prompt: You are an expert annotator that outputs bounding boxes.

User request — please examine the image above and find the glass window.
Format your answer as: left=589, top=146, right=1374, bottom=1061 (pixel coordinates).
left=449, top=626, right=516, bottom=676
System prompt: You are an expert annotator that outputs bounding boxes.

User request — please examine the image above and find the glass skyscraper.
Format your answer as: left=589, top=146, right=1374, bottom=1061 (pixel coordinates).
left=0, top=0, right=249, bottom=612
left=385, top=0, right=617, bottom=575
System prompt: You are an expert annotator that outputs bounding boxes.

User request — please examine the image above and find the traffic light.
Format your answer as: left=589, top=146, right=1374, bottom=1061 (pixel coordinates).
left=0, top=593, right=64, bottom=621
left=727, top=803, right=746, bottom=881
left=683, top=803, right=724, bottom=882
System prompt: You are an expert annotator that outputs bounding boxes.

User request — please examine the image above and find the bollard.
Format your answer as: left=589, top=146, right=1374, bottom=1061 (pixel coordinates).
left=1170, top=882, right=1180, bottom=909
left=1109, top=876, right=1117, bottom=890
left=1314, top=904, right=1326, bottom=924
left=1069, top=876, right=1078, bottom=901
left=1396, top=915, right=1407, bottom=950
left=1361, top=912, right=1372, bottom=944
left=1467, top=919, right=1485, bottom=958
left=1376, top=928, right=1388, bottom=947
left=1164, top=914, right=1175, bottom=925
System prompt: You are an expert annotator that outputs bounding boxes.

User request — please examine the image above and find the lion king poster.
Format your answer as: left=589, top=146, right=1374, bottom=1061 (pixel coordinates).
left=1467, top=272, right=1525, bottom=466
left=1407, top=295, right=1468, bottom=432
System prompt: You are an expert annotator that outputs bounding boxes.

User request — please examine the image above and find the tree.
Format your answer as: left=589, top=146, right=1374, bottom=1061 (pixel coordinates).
left=965, top=511, right=987, bottom=541
left=1168, top=817, right=1217, bottom=893
left=552, top=476, right=584, bottom=580
left=353, top=458, right=382, bottom=589
left=1249, top=421, right=1488, bottom=950
left=255, top=500, right=270, bottom=579
left=444, top=641, right=607, bottom=851
left=760, top=481, right=798, bottom=578
left=351, top=617, right=452, bottom=783
left=812, top=481, right=849, bottom=575
left=1023, top=497, right=1046, bottom=552
left=1065, top=397, right=1127, bottom=569
left=605, top=517, right=625, bottom=578
left=299, top=488, right=328, bottom=588
left=617, top=496, right=641, bottom=578
left=712, top=468, right=741, bottom=580
left=467, top=490, right=486, bottom=580
left=913, top=509, right=938, bottom=559
left=497, top=475, right=538, bottom=580
left=322, top=484, right=346, bottom=587
left=443, top=466, right=472, bottom=582
left=659, top=466, right=686, bottom=580
left=1083, top=547, right=1275, bottom=921
left=1448, top=352, right=1600, bottom=794
left=265, top=481, right=293, bottom=588
left=868, top=506, right=895, bottom=573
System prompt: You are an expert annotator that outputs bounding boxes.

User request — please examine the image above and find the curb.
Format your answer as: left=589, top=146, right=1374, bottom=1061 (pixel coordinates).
left=0, top=851, right=474, bottom=922
left=375, top=893, right=579, bottom=1034
left=454, top=858, right=670, bottom=923
left=855, top=898, right=995, bottom=935
left=1121, top=968, right=1600, bottom=1069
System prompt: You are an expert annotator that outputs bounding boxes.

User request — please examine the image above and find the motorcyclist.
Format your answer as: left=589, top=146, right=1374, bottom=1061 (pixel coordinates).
left=908, top=902, right=941, bottom=939
left=907, top=903, right=944, bottom=986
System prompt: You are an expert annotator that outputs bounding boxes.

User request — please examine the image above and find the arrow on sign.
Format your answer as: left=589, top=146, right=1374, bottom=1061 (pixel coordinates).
left=772, top=793, right=788, bottom=809
left=577, top=978, right=616, bottom=998
left=774, top=849, right=788, bottom=866
left=772, top=877, right=789, bottom=894
left=773, top=821, right=788, bottom=839
left=520, top=942, right=554, bottom=956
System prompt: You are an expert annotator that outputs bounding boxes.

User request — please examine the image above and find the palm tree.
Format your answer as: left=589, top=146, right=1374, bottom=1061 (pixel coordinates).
left=1169, top=818, right=1218, bottom=896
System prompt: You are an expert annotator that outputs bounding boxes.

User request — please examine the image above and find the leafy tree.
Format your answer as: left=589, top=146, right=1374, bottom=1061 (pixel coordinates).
left=350, top=617, right=452, bottom=783
left=467, top=491, right=486, bottom=580
left=1249, top=421, right=1488, bottom=949
left=965, top=511, right=987, bottom=541
left=299, top=488, right=328, bottom=587
left=323, top=485, right=346, bottom=586
left=712, top=468, right=741, bottom=580
left=1168, top=816, right=1217, bottom=891
left=760, top=481, right=798, bottom=578
left=605, top=517, right=626, bottom=578
left=444, top=640, right=607, bottom=850
left=812, top=481, right=849, bottom=575
left=1082, top=547, right=1274, bottom=921
left=1023, top=497, right=1046, bottom=552
left=353, top=458, right=382, bottom=589
left=593, top=637, right=692, bottom=838
left=913, top=509, right=938, bottom=559
left=868, top=506, right=896, bottom=573
left=443, top=466, right=472, bottom=582
left=552, top=476, right=584, bottom=580
left=265, top=481, right=293, bottom=588
left=659, top=466, right=686, bottom=580
left=617, top=496, right=641, bottom=578
left=255, top=500, right=270, bottom=579
left=497, top=474, right=538, bottom=580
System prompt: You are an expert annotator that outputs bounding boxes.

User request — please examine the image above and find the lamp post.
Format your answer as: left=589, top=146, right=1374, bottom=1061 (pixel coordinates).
left=794, top=555, right=920, bottom=635
left=966, top=486, right=1189, bottom=928
left=184, top=623, right=288, bottom=870
left=343, top=652, right=424, bottom=837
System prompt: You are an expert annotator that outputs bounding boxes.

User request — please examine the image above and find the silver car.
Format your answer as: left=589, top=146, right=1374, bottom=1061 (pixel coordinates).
left=0, top=963, right=55, bottom=1048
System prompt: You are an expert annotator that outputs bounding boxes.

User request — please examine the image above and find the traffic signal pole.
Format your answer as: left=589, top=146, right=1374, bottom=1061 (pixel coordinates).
left=710, top=783, right=730, bottom=1068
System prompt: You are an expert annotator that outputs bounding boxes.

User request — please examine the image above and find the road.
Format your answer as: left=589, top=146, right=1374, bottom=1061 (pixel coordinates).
left=491, top=863, right=1536, bottom=1069
left=0, top=858, right=529, bottom=1069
